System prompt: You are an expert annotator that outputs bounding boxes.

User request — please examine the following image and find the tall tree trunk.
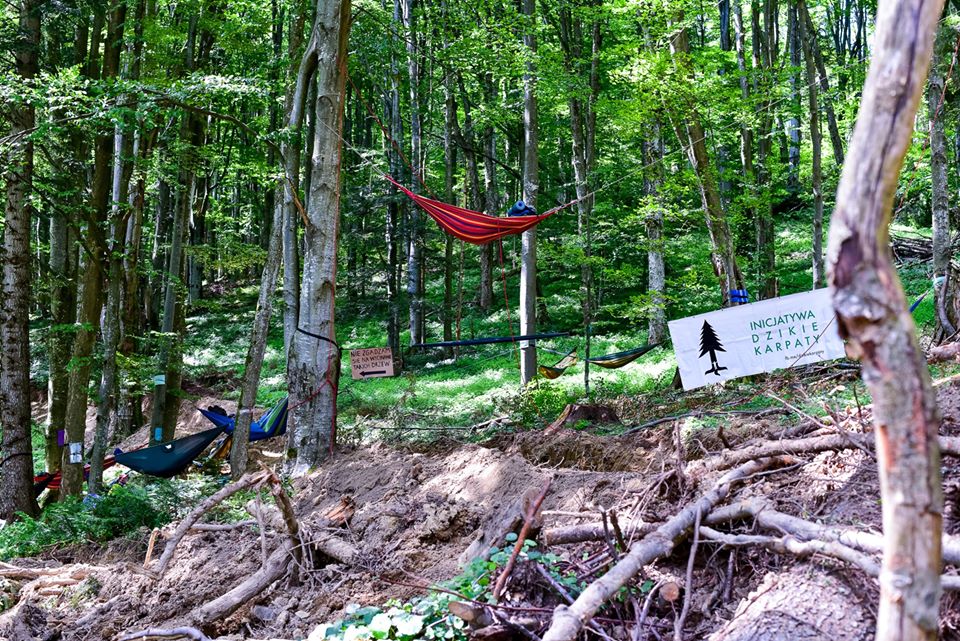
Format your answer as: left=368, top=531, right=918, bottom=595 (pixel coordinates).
left=519, top=0, right=539, bottom=385
left=928, top=25, right=957, bottom=337
left=479, top=74, right=498, bottom=312
left=798, top=0, right=845, bottom=166
left=0, top=0, right=41, bottom=519
left=91, top=0, right=132, bottom=493
left=232, top=6, right=314, bottom=478
left=799, top=0, right=826, bottom=288
left=443, top=69, right=457, bottom=354
left=826, top=0, right=944, bottom=636
left=644, top=124, right=668, bottom=344
left=281, top=0, right=310, bottom=358
left=669, top=20, right=745, bottom=304
left=754, top=0, right=777, bottom=300
left=787, top=0, right=801, bottom=190
left=62, top=0, right=126, bottom=496
left=402, top=0, right=424, bottom=348
left=286, top=0, right=350, bottom=474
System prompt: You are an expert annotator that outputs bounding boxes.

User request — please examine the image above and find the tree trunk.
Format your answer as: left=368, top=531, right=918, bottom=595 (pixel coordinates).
left=826, top=0, right=945, bottom=635
left=519, top=0, right=539, bottom=385
left=443, top=69, right=457, bottom=355
left=0, top=0, right=41, bottom=519
left=286, top=0, right=350, bottom=475
left=644, top=126, right=668, bottom=344
left=402, top=0, right=424, bottom=348
left=669, top=20, right=744, bottom=304
left=479, top=74, right=498, bottom=312
left=798, top=0, right=845, bottom=166
left=754, top=0, right=777, bottom=300
left=786, top=0, right=802, bottom=191
left=232, top=10, right=314, bottom=479
left=799, top=0, right=826, bottom=289
left=928, top=25, right=957, bottom=337
left=62, top=0, right=126, bottom=496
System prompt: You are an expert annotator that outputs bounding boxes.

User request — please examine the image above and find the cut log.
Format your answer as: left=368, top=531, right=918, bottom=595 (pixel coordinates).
left=706, top=567, right=872, bottom=641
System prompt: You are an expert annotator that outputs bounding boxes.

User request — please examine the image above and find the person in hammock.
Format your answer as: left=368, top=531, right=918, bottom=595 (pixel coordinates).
left=506, top=200, right=537, bottom=217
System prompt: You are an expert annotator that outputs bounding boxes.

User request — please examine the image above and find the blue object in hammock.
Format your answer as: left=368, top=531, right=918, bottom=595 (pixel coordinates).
left=730, top=289, right=750, bottom=304
left=909, top=290, right=929, bottom=313
left=507, top=200, right=537, bottom=217
left=198, top=397, right=289, bottom=442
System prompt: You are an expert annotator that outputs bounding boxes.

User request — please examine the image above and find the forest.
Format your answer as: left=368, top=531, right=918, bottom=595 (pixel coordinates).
left=2, top=0, right=960, bottom=637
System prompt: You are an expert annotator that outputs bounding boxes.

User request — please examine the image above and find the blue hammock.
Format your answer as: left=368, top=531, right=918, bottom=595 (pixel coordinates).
left=199, top=397, right=289, bottom=442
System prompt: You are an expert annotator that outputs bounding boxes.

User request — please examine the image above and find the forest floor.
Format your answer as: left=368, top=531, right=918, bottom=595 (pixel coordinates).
left=4, top=360, right=960, bottom=641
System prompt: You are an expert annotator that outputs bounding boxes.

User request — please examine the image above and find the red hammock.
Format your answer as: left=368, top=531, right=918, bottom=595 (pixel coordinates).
left=385, top=175, right=557, bottom=245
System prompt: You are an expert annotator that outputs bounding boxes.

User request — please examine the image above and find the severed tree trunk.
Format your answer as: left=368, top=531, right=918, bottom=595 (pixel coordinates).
left=0, top=0, right=42, bottom=519
left=708, top=568, right=871, bottom=641
left=826, top=0, right=945, bottom=636
left=286, top=0, right=350, bottom=474
left=519, top=0, right=539, bottom=385
left=668, top=19, right=744, bottom=305
left=799, top=0, right=826, bottom=288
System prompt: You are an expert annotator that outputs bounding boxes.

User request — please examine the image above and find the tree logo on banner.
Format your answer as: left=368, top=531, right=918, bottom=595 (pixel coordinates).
left=699, top=320, right=727, bottom=376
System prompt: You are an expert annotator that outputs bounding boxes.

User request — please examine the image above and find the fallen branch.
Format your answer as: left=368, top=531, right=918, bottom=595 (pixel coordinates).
left=194, top=541, right=293, bottom=625
left=542, top=520, right=656, bottom=546
left=190, top=520, right=257, bottom=533
left=152, top=471, right=268, bottom=579
left=706, top=497, right=960, bottom=566
left=700, top=526, right=960, bottom=591
left=928, top=341, right=960, bottom=363
left=119, top=626, right=212, bottom=641
left=540, top=456, right=795, bottom=641
left=689, top=431, right=960, bottom=476
left=262, top=464, right=304, bottom=581
left=493, top=478, right=552, bottom=601
left=623, top=408, right=788, bottom=435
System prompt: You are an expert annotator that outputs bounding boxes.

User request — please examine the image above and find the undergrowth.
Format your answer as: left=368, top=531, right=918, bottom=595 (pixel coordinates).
left=316, top=537, right=584, bottom=641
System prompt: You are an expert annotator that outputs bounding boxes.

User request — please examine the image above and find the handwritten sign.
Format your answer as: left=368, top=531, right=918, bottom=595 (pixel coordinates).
left=350, top=347, right=395, bottom=380
left=668, top=289, right=845, bottom=390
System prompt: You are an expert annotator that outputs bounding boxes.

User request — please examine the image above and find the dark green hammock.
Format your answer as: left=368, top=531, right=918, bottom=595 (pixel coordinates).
left=539, top=343, right=660, bottom=378
left=114, top=426, right=226, bottom=478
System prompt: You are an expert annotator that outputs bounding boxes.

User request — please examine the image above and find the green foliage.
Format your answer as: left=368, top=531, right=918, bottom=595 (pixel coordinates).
left=320, top=540, right=577, bottom=641
left=0, top=486, right=167, bottom=560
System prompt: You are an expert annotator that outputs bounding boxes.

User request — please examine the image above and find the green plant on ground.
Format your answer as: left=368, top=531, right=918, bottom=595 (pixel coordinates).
left=0, top=485, right=168, bottom=560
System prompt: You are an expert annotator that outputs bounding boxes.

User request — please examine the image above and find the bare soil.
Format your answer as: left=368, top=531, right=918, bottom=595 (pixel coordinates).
left=7, top=376, right=960, bottom=640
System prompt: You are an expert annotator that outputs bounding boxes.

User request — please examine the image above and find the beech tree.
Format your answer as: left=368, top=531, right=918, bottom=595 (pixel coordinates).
left=286, top=0, right=351, bottom=474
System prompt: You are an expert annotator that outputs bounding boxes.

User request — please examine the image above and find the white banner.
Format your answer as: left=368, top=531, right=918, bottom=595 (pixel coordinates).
left=668, top=289, right=846, bottom=390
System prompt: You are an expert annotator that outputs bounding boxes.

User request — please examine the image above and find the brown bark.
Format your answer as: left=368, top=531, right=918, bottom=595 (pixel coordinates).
left=668, top=20, right=744, bottom=303
left=798, top=0, right=845, bottom=166
left=0, top=0, right=42, bottom=519
left=519, top=0, right=539, bottom=384
left=286, top=0, right=350, bottom=473
left=826, top=0, right=945, bottom=635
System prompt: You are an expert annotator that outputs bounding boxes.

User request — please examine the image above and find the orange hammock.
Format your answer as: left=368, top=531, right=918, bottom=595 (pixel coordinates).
left=385, top=175, right=559, bottom=245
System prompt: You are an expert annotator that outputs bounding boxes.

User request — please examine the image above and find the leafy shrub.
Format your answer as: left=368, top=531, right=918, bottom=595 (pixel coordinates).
left=0, top=485, right=167, bottom=560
